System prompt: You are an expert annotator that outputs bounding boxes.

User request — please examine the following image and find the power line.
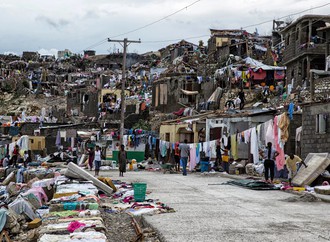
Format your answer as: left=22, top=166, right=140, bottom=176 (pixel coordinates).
left=84, top=39, right=108, bottom=50
left=243, top=2, right=330, bottom=29
left=143, top=34, right=209, bottom=43
left=144, top=7, right=330, bottom=44
left=108, top=0, right=202, bottom=39
left=80, top=1, right=329, bottom=52
left=80, top=39, right=108, bottom=53
left=79, top=0, right=202, bottom=52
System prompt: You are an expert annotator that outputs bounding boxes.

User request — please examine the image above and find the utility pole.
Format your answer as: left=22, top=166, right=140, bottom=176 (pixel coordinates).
left=107, top=38, right=141, bottom=144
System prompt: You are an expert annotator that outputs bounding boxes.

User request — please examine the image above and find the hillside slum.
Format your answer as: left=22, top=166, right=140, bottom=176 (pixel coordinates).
left=1, top=14, right=330, bottom=240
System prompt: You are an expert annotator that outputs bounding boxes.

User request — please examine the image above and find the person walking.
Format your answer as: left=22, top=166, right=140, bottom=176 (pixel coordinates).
left=118, top=144, right=127, bottom=177
left=12, top=145, right=20, bottom=167
left=94, top=146, right=101, bottom=177
left=179, top=139, right=190, bottom=176
left=285, top=153, right=307, bottom=186
left=88, top=148, right=94, bottom=171
left=215, top=139, right=222, bottom=170
left=24, top=150, right=32, bottom=168
left=261, top=142, right=279, bottom=183
left=174, top=142, right=181, bottom=172
left=238, top=88, right=245, bottom=110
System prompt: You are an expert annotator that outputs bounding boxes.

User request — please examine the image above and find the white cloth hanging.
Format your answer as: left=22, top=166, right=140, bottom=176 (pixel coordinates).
left=250, top=127, right=259, bottom=164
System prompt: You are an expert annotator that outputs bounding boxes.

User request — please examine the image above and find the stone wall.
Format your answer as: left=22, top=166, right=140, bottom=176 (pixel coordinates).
left=301, top=103, right=330, bottom=159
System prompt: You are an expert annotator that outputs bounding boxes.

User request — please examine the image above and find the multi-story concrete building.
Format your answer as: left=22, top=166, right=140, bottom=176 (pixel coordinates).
left=281, top=15, right=330, bottom=88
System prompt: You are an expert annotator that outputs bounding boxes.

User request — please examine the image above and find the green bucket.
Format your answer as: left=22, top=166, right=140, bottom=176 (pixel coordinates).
left=133, top=183, right=147, bottom=202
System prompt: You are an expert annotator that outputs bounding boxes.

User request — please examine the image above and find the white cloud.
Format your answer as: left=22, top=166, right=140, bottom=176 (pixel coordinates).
left=0, top=0, right=329, bottom=54
left=4, top=51, right=19, bottom=56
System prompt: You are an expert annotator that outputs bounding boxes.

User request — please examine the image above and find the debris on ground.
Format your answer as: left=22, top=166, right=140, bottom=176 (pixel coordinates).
left=282, top=193, right=321, bottom=203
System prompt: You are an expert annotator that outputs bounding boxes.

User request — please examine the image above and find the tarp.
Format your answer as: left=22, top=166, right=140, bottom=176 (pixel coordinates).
left=254, top=44, right=267, bottom=52
left=181, top=89, right=199, bottom=95
left=224, top=179, right=280, bottom=190
left=292, top=153, right=330, bottom=187
left=244, top=57, right=286, bottom=71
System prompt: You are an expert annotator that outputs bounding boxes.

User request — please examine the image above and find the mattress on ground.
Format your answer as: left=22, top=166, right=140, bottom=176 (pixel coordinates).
left=56, top=183, right=98, bottom=195
left=39, top=218, right=105, bottom=234
left=65, top=162, right=113, bottom=195
left=39, top=231, right=107, bottom=242
left=292, top=153, right=330, bottom=187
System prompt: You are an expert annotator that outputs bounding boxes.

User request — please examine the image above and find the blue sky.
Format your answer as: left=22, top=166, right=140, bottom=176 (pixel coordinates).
left=0, top=0, right=329, bottom=56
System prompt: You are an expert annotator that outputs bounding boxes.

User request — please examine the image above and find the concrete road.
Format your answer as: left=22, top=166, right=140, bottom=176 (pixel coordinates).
left=99, top=170, right=330, bottom=242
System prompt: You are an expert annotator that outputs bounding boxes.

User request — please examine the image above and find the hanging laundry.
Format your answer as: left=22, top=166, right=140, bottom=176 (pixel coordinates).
left=259, top=123, right=266, bottom=147
left=256, top=125, right=261, bottom=144
left=17, top=135, right=29, bottom=151
left=209, top=140, right=217, bottom=159
left=250, top=127, right=259, bottom=164
left=160, top=141, right=167, bottom=157
left=55, top=131, right=61, bottom=146
left=195, top=143, right=201, bottom=164
left=243, top=129, right=251, bottom=144
left=265, top=120, right=275, bottom=146
left=278, top=112, right=290, bottom=143
left=221, top=135, right=228, bottom=147
left=237, top=133, right=241, bottom=145
left=189, top=144, right=196, bottom=171
left=202, top=141, right=211, bottom=158
left=230, top=134, right=238, bottom=160
left=273, top=116, right=285, bottom=170
left=288, top=102, right=294, bottom=120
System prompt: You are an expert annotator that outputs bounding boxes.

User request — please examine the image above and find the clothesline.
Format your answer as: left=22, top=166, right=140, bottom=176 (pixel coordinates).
left=157, top=112, right=291, bottom=170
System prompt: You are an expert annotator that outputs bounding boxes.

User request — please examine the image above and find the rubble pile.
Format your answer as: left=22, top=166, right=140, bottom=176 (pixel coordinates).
left=0, top=162, right=172, bottom=241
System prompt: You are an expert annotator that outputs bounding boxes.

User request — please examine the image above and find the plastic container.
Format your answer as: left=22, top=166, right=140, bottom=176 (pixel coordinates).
left=200, top=161, right=209, bottom=172
left=133, top=183, right=147, bottom=202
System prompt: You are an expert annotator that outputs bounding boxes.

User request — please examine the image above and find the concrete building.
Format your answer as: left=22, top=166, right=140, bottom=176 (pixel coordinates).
left=159, top=113, right=211, bottom=143
left=12, top=136, right=45, bottom=151
left=57, top=49, right=72, bottom=59
left=84, top=50, right=96, bottom=57
left=301, top=102, right=330, bottom=159
left=281, top=15, right=330, bottom=88
left=207, top=29, right=271, bottom=63
left=86, top=53, right=143, bottom=69
left=66, top=88, right=99, bottom=118
left=22, top=51, right=39, bottom=61
left=158, top=40, right=199, bottom=63
left=152, top=73, right=200, bottom=113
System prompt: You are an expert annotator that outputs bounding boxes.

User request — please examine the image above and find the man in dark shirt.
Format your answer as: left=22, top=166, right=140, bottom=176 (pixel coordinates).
left=238, top=88, right=245, bottom=110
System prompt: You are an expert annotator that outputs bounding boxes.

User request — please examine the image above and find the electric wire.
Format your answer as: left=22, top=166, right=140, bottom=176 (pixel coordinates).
left=243, top=2, right=330, bottom=28
left=79, top=0, right=202, bottom=52
left=108, top=0, right=202, bottom=39
left=80, top=2, right=330, bottom=52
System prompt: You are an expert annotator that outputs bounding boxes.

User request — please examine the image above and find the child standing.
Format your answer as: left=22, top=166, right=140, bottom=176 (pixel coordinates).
left=222, top=146, right=229, bottom=173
